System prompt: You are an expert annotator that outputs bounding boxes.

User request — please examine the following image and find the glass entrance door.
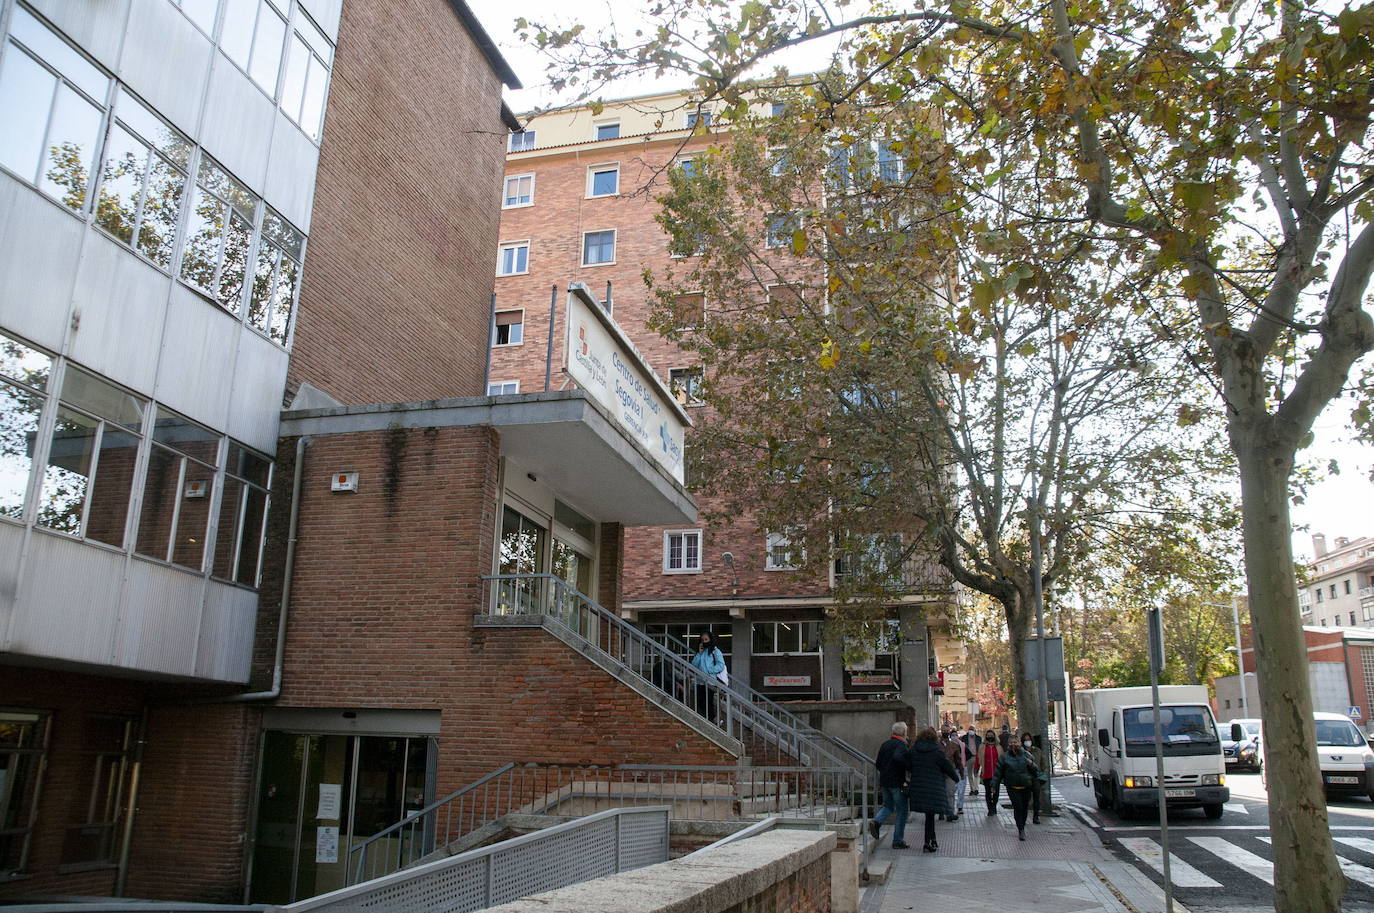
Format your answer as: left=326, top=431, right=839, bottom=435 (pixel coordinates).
left=251, top=732, right=431, bottom=903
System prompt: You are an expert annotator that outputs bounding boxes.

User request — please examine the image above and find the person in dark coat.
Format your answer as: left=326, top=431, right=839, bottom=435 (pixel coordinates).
left=993, top=738, right=1041, bottom=840
left=869, top=722, right=910, bottom=848
left=904, top=726, right=959, bottom=853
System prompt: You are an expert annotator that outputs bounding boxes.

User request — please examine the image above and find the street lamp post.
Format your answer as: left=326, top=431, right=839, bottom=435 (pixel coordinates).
left=1232, top=598, right=1248, bottom=718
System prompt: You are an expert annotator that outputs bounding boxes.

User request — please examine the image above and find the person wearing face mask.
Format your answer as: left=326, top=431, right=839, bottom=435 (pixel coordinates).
left=905, top=726, right=959, bottom=852
left=992, top=737, right=1041, bottom=840
left=979, top=729, right=1001, bottom=815
left=690, top=632, right=727, bottom=724
left=1021, top=731, right=1048, bottom=824
left=963, top=726, right=982, bottom=796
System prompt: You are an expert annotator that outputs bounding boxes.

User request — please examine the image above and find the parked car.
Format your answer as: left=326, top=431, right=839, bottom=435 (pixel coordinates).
left=1261, top=712, right=1374, bottom=801
left=1217, top=719, right=1262, bottom=772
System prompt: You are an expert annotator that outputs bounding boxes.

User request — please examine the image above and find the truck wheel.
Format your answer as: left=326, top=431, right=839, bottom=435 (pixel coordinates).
left=1095, top=786, right=1110, bottom=810
left=1203, top=803, right=1223, bottom=820
left=1112, top=788, right=1134, bottom=819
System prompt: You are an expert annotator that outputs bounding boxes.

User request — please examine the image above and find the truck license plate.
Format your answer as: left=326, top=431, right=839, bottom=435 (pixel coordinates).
left=1327, top=776, right=1360, bottom=784
left=1164, top=788, right=1195, bottom=798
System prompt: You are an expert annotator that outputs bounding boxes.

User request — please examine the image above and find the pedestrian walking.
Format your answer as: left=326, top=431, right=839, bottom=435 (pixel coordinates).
left=978, top=730, right=1001, bottom=815
left=689, top=632, right=727, bottom=723
left=1021, top=731, right=1048, bottom=824
left=906, top=727, right=959, bottom=853
left=963, top=726, right=982, bottom=795
left=869, top=722, right=911, bottom=848
left=993, top=738, right=1041, bottom=840
left=941, top=729, right=966, bottom=820
left=998, top=723, right=1013, bottom=751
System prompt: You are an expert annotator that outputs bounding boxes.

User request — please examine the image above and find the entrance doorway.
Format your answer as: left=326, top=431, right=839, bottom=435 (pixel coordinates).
left=250, top=732, right=432, bottom=903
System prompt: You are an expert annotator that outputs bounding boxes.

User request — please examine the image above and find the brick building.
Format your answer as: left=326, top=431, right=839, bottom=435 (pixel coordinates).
left=1, top=0, right=741, bottom=904
left=490, top=93, right=963, bottom=736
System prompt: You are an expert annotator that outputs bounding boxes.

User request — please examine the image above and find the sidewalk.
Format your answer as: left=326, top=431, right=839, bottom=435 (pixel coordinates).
left=859, top=780, right=1187, bottom=913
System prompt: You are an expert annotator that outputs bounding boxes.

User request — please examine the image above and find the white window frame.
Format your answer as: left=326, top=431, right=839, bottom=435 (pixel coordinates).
left=487, top=380, right=519, bottom=395
left=766, top=212, right=799, bottom=249
left=669, top=366, right=703, bottom=407
left=663, top=528, right=702, bottom=574
left=509, top=130, right=536, bottom=152
left=491, top=309, right=525, bottom=347
left=685, top=110, right=711, bottom=129
left=586, top=164, right=620, bottom=198
left=765, top=530, right=803, bottom=570
left=497, top=240, right=530, bottom=276
left=502, top=173, right=535, bottom=208
left=594, top=121, right=620, bottom=141
left=581, top=229, right=616, bottom=267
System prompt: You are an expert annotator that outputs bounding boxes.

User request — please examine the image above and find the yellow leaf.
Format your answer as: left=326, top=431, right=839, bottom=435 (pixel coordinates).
left=791, top=229, right=807, bottom=255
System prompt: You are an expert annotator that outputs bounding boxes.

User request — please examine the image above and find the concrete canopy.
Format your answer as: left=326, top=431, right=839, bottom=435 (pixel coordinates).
left=278, top=390, right=697, bottom=527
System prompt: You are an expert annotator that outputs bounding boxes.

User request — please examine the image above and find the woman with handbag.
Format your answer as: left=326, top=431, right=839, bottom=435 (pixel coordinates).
left=690, top=632, right=727, bottom=724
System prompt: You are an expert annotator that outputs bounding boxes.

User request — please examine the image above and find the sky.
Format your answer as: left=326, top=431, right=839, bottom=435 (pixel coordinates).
left=464, top=0, right=1374, bottom=564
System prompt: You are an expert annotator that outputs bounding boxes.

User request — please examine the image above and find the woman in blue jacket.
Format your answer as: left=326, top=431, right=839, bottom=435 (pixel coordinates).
left=690, top=631, right=727, bottom=723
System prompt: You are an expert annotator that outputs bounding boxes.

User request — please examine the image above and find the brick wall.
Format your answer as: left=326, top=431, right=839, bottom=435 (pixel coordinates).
left=0, top=670, right=255, bottom=903
left=286, top=0, right=510, bottom=406
left=270, top=423, right=732, bottom=795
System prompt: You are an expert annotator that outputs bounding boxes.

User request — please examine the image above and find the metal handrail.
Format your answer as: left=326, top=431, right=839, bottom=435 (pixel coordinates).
left=346, top=762, right=515, bottom=883
left=652, top=629, right=871, bottom=772
left=482, top=574, right=865, bottom=774
left=693, top=815, right=782, bottom=853
left=291, top=806, right=670, bottom=913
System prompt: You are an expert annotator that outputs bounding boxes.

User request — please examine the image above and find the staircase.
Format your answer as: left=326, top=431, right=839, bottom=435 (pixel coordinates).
left=479, top=573, right=870, bottom=774
left=343, top=574, right=875, bottom=885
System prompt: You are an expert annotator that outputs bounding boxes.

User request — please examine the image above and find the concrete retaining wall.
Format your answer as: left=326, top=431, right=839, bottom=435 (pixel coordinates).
left=478, top=829, right=837, bottom=913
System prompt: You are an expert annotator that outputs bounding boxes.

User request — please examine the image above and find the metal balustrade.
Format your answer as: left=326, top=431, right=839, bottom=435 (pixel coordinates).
left=347, top=762, right=867, bottom=885
left=482, top=573, right=869, bottom=774
left=299, top=807, right=669, bottom=913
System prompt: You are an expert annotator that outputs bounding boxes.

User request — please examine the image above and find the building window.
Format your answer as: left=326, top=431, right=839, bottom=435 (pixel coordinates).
left=1346, top=579, right=1353, bottom=595
left=503, top=173, right=534, bottom=208
left=587, top=165, right=619, bottom=197
left=765, top=530, right=803, bottom=570
left=752, top=621, right=822, bottom=655
left=685, top=110, right=711, bottom=129
left=1, top=335, right=275, bottom=587
left=278, top=10, right=332, bottom=140
left=220, top=0, right=287, bottom=94
left=509, top=130, right=536, bottom=152
left=61, top=715, right=134, bottom=867
left=1352, top=612, right=1358, bottom=626
left=93, top=89, right=192, bottom=269
left=669, top=367, right=703, bottom=406
left=248, top=208, right=305, bottom=344
left=38, top=366, right=145, bottom=547
left=497, top=241, right=529, bottom=276
left=492, top=310, right=524, bottom=346
left=771, top=101, right=785, bottom=117
left=1322, top=618, right=1329, bottom=626
left=180, top=155, right=258, bottom=315
left=1332, top=584, right=1339, bottom=598
left=212, top=443, right=272, bottom=587
left=0, top=710, right=51, bottom=877
left=671, top=292, right=705, bottom=327
left=172, top=0, right=220, bottom=35
left=136, top=408, right=221, bottom=571
left=1317, top=589, right=1324, bottom=602
left=766, top=212, right=799, bottom=248
left=582, top=230, right=615, bottom=266
left=1224, top=699, right=1231, bottom=709
left=0, top=334, right=53, bottom=523
left=595, top=122, right=620, bottom=141
left=676, top=157, right=697, bottom=178
left=646, top=623, right=732, bottom=660
left=487, top=380, right=519, bottom=396
left=663, top=529, right=702, bottom=573
left=0, top=5, right=112, bottom=213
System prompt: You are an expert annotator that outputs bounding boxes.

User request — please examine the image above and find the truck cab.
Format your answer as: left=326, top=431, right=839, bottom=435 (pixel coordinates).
left=1075, top=686, right=1230, bottom=819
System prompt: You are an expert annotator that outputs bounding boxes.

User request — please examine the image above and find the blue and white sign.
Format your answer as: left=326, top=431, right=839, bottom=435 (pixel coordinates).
left=564, top=285, right=689, bottom=483
left=1350, top=706, right=1362, bottom=720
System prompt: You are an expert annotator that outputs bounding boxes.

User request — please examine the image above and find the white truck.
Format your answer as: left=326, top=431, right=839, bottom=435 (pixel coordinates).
left=1074, top=685, right=1229, bottom=819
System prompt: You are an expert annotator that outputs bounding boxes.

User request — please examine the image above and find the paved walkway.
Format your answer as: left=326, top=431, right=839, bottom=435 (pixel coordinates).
left=860, top=781, right=1187, bottom=913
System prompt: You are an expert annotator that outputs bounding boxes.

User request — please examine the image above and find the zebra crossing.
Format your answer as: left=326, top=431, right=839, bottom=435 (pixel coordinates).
left=1110, top=829, right=1374, bottom=894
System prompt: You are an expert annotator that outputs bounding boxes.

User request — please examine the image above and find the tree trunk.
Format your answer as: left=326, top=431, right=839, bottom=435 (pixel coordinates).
left=1234, top=434, right=1343, bottom=913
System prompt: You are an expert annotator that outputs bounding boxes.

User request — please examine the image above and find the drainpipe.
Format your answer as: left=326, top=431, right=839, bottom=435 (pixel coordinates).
left=222, top=434, right=311, bottom=703
left=113, top=704, right=149, bottom=897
